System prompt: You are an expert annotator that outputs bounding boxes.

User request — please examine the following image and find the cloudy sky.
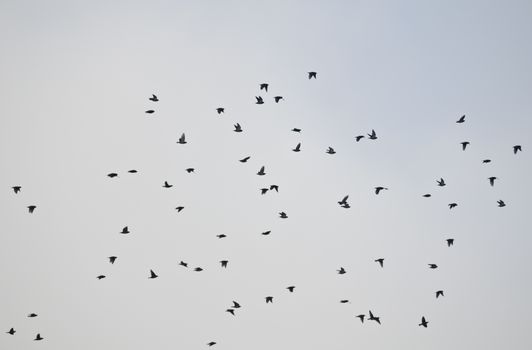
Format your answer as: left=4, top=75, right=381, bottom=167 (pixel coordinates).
left=1, top=0, right=531, bottom=349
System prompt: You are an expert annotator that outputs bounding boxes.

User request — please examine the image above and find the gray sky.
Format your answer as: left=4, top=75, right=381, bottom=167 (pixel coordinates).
left=1, top=0, right=531, bottom=349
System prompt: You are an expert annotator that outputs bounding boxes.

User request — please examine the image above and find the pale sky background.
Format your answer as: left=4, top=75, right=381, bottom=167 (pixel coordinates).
left=1, top=0, right=531, bottom=349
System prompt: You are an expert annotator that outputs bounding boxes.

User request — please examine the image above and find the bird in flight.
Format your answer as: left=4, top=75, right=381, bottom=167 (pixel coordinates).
left=108, top=256, right=117, bottom=264
left=419, top=316, right=428, bottom=328
left=239, top=156, right=250, bottom=163
left=497, top=200, right=506, bottom=207
left=355, top=135, right=365, bottom=142
left=461, top=141, right=470, bottom=151
left=175, top=206, right=185, bottom=212
left=226, top=309, right=235, bottom=316
left=261, top=230, right=271, bottom=236
left=145, top=110, right=155, bottom=114
left=163, top=181, right=173, bottom=188
left=28, top=313, right=38, bottom=318
left=177, top=133, right=187, bottom=144
left=338, top=195, right=349, bottom=207
left=260, top=188, right=269, bottom=195
left=6, top=328, right=15, bottom=335
left=448, top=203, right=458, bottom=209
left=97, top=275, right=106, bottom=280
left=216, top=107, right=224, bottom=115
left=293, top=142, right=301, bottom=152
left=337, top=267, right=346, bottom=274
left=255, top=96, right=264, bottom=104
left=149, top=270, right=158, bottom=279
left=437, top=178, right=446, bottom=187
left=375, top=187, right=388, bottom=195
left=428, top=264, right=438, bottom=269
left=367, top=129, right=378, bottom=140
left=220, top=260, right=228, bottom=268
left=265, top=296, right=274, bottom=303
left=340, top=299, right=350, bottom=304
left=186, top=168, right=195, bottom=173
left=179, top=261, right=188, bottom=268
left=257, top=166, right=266, bottom=176
left=270, top=185, right=279, bottom=192
left=456, top=115, right=466, bottom=123
left=436, top=290, right=444, bottom=298
left=513, top=145, right=522, bottom=154
left=207, top=342, right=216, bottom=347
left=27, top=205, right=36, bottom=213
left=375, top=258, right=384, bottom=268
left=128, top=169, right=138, bottom=173
left=308, top=71, right=317, bottom=79
left=423, top=194, right=432, bottom=198
left=326, top=147, right=336, bottom=154
left=356, top=315, right=365, bottom=323
left=216, top=234, right=226, bottom=239
left=194, top=267, right=203, bottom=272
left=274, top=96, right=283, bottom=103
left=482, top=159, right=491, bottom=164
left=260, top=83, right=269, bottom=92
left=34, top=333, right=44, bottom=341
left=287, top=286, right=295, bottom=293
left=232, top=301, right=241, bottom=308
left=368, top=310, right=381, bottom=324
left=234, top=123, right=243, bottom=132
left=149, top=94, right=158, bottom=102
left=279, top=212, right=288, bottom=219
left=12, top=186, right=21, bottom=194
left=120, top=226, right=130, bottom=234
left=107, top=172, right=118, bottom=178
left=446, top=238, right=454, bottom=247
left=292, top=128, right=302, bottom=133
left=488, top=177, right=497, bottom=186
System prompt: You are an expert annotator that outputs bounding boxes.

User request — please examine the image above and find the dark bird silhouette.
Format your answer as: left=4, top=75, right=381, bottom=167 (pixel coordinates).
left=292, top=128, right=302, bottom=133
left=186, top=168, right=195, bottom=173
left=308, top=71, right=317, bottom=79
left=338, top=195, right=349, bottom=206
left=437, top=178, right=446, bottom=187
left=12, top=186, right=21, bottom=194
left=279, top=212, right=288, bottom=219
left=367, top=129, right=377, bottom=140
left=356, top=315, right=365, bottom=323
left=419, top=316, right=428, bottom=328
left=128, top=169, right=138, bottom=173
left=7, top=328, right=15, bottom=335
left=375, top=258, right=384, bottom=268
left=108, top=256, right=117, bottom=264
left=428, top=264, right=438, bottom=269
left=274, top=96, right=283, bottom=103
left=216, top=108, right=224, bottom=115
left=287, top=286, right=295, bottom=293
left=239, top=156, right=251, bottom=163
left=179, top=261, right=188, bottom=267
left=216, top=234, right=227, bottom=239
left=456, top=115, right=466, bottom=123
left=436, top=290, right=444, bottom=298
left=488, top=176, right=497, bottom=186
left=513, top=145, right=522, bottom=154
left=175, top=206, right=185, bottom=212
left=326, top=147, right=336, bottom=154
left=177, top=133, right=187, bottom=144
left=461, top=141, right=470, bottom=151
left=337, top=267, right=346, bottom=274
left=375, top=187, right=388, bottom=195
left=482, top=159, right=491, bottom=164
left=260, top=83, right=269, bottom=92
left=28, top=313, right=38, bottom=318
left=107, top=173, right=118, bottom=178
left=448, top=203, right=458, bottom=209
left=232, top=301, right=241, bottom=308
left=163, top=181, right=173, bottom=188
left=120, top=226, right=130, bottom=234
left=257, top=166, right=266, bottom=176
left=423, top=194, right=432, bottom=198
left=261, top=188, right=269, bottom=195
left=145, top=110, right=155, bottom=114
left=270, top=185, right=279, bottom=192
left=220, top=260, right=228, bottom=268
left=265, top=296, right=274, bottom=303
left=226, top=309, right=235, bottom=316
left=207, top=342, right=216, bottom=347
left=355, top=135, right=364, bottom=142
left=194, top=267, right=203, bottom=272
left=34, top=334, right=43, bottom=341
left=446, top=238, right=454, bottom=247
left=149, top=269, right=158, bottom=279
left=255, top=96, right=264, bottom=104
left=340, top=300, right=350, bottom=304
left=496, top=199, right=506, bottom=208
left=261, top=230, right=271, bottom=236
left=293, top=142, right=301, bottom=152
left=27, top=205, right=36, bottom=213
left=234, top=123, right=242, bottom=132
left=149, top=94, right=158, bottom=102
left=368, top=310, right=381, bottom=324
left=97, top=275, right=106, bottom=280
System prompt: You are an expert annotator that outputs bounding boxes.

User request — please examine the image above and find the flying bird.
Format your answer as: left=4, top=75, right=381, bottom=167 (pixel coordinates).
left=177, top=133, right=187, bottom=144
left=340, top=300, right=350, bottom=304
left=28, top=313, right=38, bottom=318
left=220, top=260, right=228, bottom=268
left=97, top=275, right=106, bottom=280
left=149, top=270, right=158, bottom=279
left=436, top=290, right=444, bottom=298
left=226, top=309, right=235, bottom=316
left=216, top=107, right=224, bottom=115
left=437, top=178, right=446, bottom=187
left=232, top=301, right=241, bottom=308
left=461, top=141, right=470, bottom=151
left=12, top=186, right=21, bottom=193
left=255, top=96, right=264, bottom=104
left=216, top=234, right=227, bottom=239
left=128, top=169, right=138, bottom=173
left=375, top=258, right=384, bottom=268
left=287, top=286, right=295, bottom=293
left=145, top=110, right=155, bottom=114
left=355, top=135, right=364, bottom=142
left=279, top=212, right=288, bottom=219
left=419, top=316, right=428, bottom=328
left=368, top=310, right=381, bottom=324
left=27, top=205, right=36, bottom=213
left=260, top=188, right=269, bottom=195
left=356, top=315, right=365, bottom=323
left=337, top=267, right=346, bottom=274
left=239, top=156, right=251, bottom=163
left=456, top=115, right=465, bottom=123
left=194, top=267, right=203, bottom=272
left=234, top=123, right=242, bottom=132
left=186, top=168, right=195, bottom=173
left=120, top=226, right=130, bottom=234
left=367, top=129, right=377, bottom=140
left=207, top=342, right=216, bottom=347
left=338, top=195, right=349, bottom=206
left=108, top=256, right=117, bottom=264
left=34, top=334, right=44, bottom=341
left=448, top=203, right=458, bottom=209
left=179, top=261, right=188, bottom=267
left=257, top=166, right=266, bottom=176
left=423, top=194, right=432, bottom=198
left=274, top=96, right=283, bottom=103
left=270, top=185, right=279, bottom=192
left=261, top=230, right=271, bottom=236
left=326, top=147, right=336, bottom=154
left=428, top=264, right=438, bottom=269
left=482, top=159, right=491, bottom=164
left=107, top=173, right=118, bottom=178
left=488, top=177, right=497, bottom=186
left=497, top=200, right=506, bottom=207
left=6, top=328, right=15, bottom=335
left=163, top=181, right=173, bottom=188
left=175, top=206, right=185, bottom=212
left=308, top=71, right=317, bottom=79
left=260, top=83, right=269, bottom=92
left=513, top=145, right=522, bottom=154
left=292, top=128, right=302, bottom=133
left=293, top=142, right=301, bottom=152
left=375, top=187, right=388, bottom=195
left=446, top=238, right=454, bottom=247
left=265, top=296, right=273, bottom=303
left=149, top=94, right=158, bottom=102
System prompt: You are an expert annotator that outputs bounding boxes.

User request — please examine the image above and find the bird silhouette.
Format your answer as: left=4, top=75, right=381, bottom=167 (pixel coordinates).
left=428, top=264, right=438, bottom=269
left=232, top=301, right=241, bottom=308
left=375, top=258, right=384, bottom=268
left=12, top=186, right=21, bottom=194
left=149, top=269, right=158, bottom=279
left=448, top=203, right=458, bottom=209
left=194, top=267, right=203, bottom=272
left=234, top=123, right=242, bottom=132
left=446, top=238, right=454, bottom=247
left=207, top=342, right=216, bottom=347
left=456, top=115, right=466, bottom=123
left=419, top=316, right=428, bottom=328
left=108, top=256, right=117, bottom=264
left=255, top=96, right=264, bottom=104
left=279, top=212, right=288, bottom=219
left=461, top=141, right=470, bottom=150
left=163, top=181, right=173, bottom=188
left=175, top=206, right=185, bottom=212
left=27, top=205, right=36, bottom=213
left=287, top=286, right=295, bottom=292
left=340, top=299, right=350, bottom=304
left=216, top=234, right=227, bottom=239
left=179, top=261, right=188, bottom=267
left=239, top=156, right=251, bottom=163
left=355, top=135, right=364, bottom=142
left=497, top=200, right=506, bottom=207
left=488, top=176, right=497, bottom=186
left=326, top=147, right=336, bottom=154
left=367, top=129, right=377, bottom=140
left=308, top=71, right=317, bottom=79
left=293, top=142, right=301, bottom=152
left=260, top=188, right=269, bottom=195
left=97, top=275, right=106, bottom=280
left=220, top=260, right=228, bottom=268
left=437, top=178, right=446, bottom=187
left=34, top=333, right=43, bottom=341
left=356, top=315, right=365, bottom=323
left=274, top=96, right=283, bottom=103
left=128, top=169, right=138, bottom=173
left=28, top=313, right=38, bottom=318
left=261, top=230, right=271, bottom=236
left=120, top=226, right=129, bottom=234
left=436, top=290, right=444, bottom=298
left=482, top=159, right=491, bottom=164
left=226, top=309, right=235, bottom=316
left=6, top=328, right=15, bottom=335
left=186, top=168, right=195, bottom=173
left=423, top=194, right=432, bottom=198
left=260, top=83, right=269, bottom=92
left=270, top=185, right=279, bottom=192
left=265, top=296, right=274, bottom=303
left=216, top=107, right=224, bottom=115
left=375, top=187, right=388, bottom=195
left=513, top=145, right=522, bottom=154
left=145, top=110, right=155, bottom=114
left=292, top=128, right=302, bottom=133
left=177, top=133, right=187, bottom=144
left=338, top=195, right=349, bottom=206
left=107, top=173, right=118, bottom=178
left=337, top=267, right=346, bottom=274
left=149, top=94, right=158, bottom=102
left=368, top=310, right=381, bottom=324
left=257, top=166, right=266, bottom=176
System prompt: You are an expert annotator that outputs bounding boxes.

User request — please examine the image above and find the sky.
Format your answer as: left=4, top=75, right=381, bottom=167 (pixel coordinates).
left=1, top=0, right=531, bottom=349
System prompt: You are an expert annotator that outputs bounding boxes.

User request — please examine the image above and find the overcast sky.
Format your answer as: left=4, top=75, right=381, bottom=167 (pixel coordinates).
left=1, top=0, right=531, bottom=349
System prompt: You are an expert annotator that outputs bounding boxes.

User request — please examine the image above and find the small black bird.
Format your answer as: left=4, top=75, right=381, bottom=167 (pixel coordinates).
left=27, top=205, right=36, bottom=213
left=375, top=187, right=388, bottom=195
left=28, top=313, right=38, bottom=318
left=149, top=269, right=158, bottom=279
left=461, top=141, right=470, bottom=151
left=448, top=203, right=458, bottom=209
left=257, top=166, right=266, bottom=176
left=216, top=108, right=224, bottom=115
left=482, top=159, right=491, bottom=164
left=97, top=275, right=106, bottom=280
left=428, top=264, right=438, bottom=269
left=436, top=290, right=444, bottom=298
left=265, top=296, right=274, bottom=303
left=120, top=226, right=130, bottom=234
left=488, top=176, right=497, bottom=186
left=270, top=185, right=279, bottom=192
left=216, top=234, right=227, bottom=239
left=179, top=261, right=188, bottom=267
left=163, top=181, right=173, bottom=188
left=308, top=71, right=317, bottom=79
left=128, top=169, right=138, bottom=173
left=220, top=260, right=228, bottom=268
left=260, top=83, right=269, bottom=92
left=34, top=333, right=44, bottom=341
left=326, top=147, right=336, bottom=154
left=232, top=301, right=241, bottom=308
left=226, top=309, right=235, bottom=316
left=149, top=94, right=158, bottom=102
left=368, top=310, right=381, bottom=324
left=497, top=200, right=506, bottom=207
left=437, top=178, right=446, bottom=187
left=355, top=135, right=364, bottom=142
left=194, top=267, right=203, bottom=272
left=186, top=168, right=195, bottom=173
left=7, top=328, right=15, bottom=335
left=260, top=188, right=269, bottom=195
left=356, top=315, right=365, bottom=323
left=367, top=129, right=377, bottom=140
left=12, top=186, right=21, bottom=194
left=337, top=267, right=346, bottom=274
left=255, top=96, right=264, bottom=104
left=287, top=286, right=295, bottom=293
left=423, top=194, right=432, bottom=198
left=513, top=145, right=522, bottom=154
left=446, top=238, right=454, bottom=247
left=274, top=96, right=283, bottom=103
left=177, top=133, right=187, bottom=144
left=261, top=230, right=271, bottom=236
left=145, top=110, right=155, bottom=114
left=456, top=115, right=465, bottom=123
left=279, top=212, right=288, bottom=219
left=375, top=258, right=384, bottom=268
left=293, top=142, right=301, bottom=152
left=292, top=128, right=302, bottom=133
left=419, top=316, right=428, bottom=328
left=338, top=195, right=349, bottom=206
left=175, top=206, right=185, bottom=212
left=239, top=156, right=250, bottom=163
left=107, top=173, right=118, bottom=178
left=207, top=342, right=216, bottom=347
left=234, top=123, right=242, bottom=132
left=108, top=256, right=117, bottom=264
left=340, top=300, right=350, bottom=304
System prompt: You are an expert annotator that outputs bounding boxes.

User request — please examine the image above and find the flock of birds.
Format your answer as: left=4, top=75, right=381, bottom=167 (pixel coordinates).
left=6, top=70, right=524, bottom=345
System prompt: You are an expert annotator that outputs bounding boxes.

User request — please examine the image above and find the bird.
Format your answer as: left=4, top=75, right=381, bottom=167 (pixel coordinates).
left=232, top=301, right=241, bottom=308
left=367, top=129, right=377, bottom=140
left=375, top=258, right=384, bottom=267
left=265, top=296, right=274, bottom=303
left=308, top=71, right=317, bottom=79
left=375, top=187, right=388, bottom=195
left=28, top=313, right=38, bottom=318
left=356, top=315, right=365, bottom=323
left=179, top=261, right=188, bottom=267
left=34, top=333, right=44, bottom=341
left=108, top=256, right=117, bottom=264
left=497, top=200, right=506, bottom=207
left=279, top=212, right=288, bottom=219
left=128, top=169, right=138, bottom=173
left=446, top=238, right=454, bottom=247
left=326, top=147, right=336, bottom=154
left=234, top=123, right=242, bottom=132
left=186, top=168, right=195, bottom=173
left=175, top=206, right=185, bottom=212
left=482, top=159, right=491, bottom=164
left=461, top=141, right=470, bottom=151
left=436, top=290, right=444, bottom=298
left=423, top=194, right=432, bottom=198
left=260, top=83, right=269, bottom=92
left=488, top=176, right=497, bottom=186
left=456, top=115, right=466, bottom=123
left=270, top=185, right=279, bottom=192
left=207, top=342, right=216, bottom=347
left=338, top=195, right=349, bottom=206
left=149, top=94, right=158, bottom=102
left=437, top=178, right=446, bottom=186
left=194, top=267, right=203, bottom=272
left=419, top=316, right=428, bottom=328
left=292, top=142, right=301, bottom=152
left=261, top=230, right=271, bottom=236
left=292, top=128, right=302, bottom=133
left=274, top=96, right=283, bottom=103
left=340, top=299, right=350, bottom=304
left=97, top=275, right=106, bottom=280
left=27, top=205, right=36, bottom=213
left=257, top=166, right=266, bottom=176
left=260, top=188, right=269, bottom=195
left=239, top=156, right=250, bottom=163
left=177, top=133, right=187, bottom=144
left=145, top=110, right=155, bottom=114
left=216, top=234, right=226, bottom=239
left=163, top=181, right=173, bottom=188
left=12, top=186, right=21, bottom=193
left=368, top=310, right=381, bottom=324
left=107, top=173, right=118, bottom=178
left=6, top=328, right=15, bottom=335
left=337, top=267, right=346, bottom=274
left=216, top=107, right=224, bottom=115
left=120, top=226, right=130, bottom=234
left=428, top=264, right=438, bottom=269
left=220, top=260, right=228, bottom=268
left=255, top=96, right=264, bottom=104
left=226, top=309, right=235, bottom=316
left=513, top=145, right=522, bottom=154
left=355, top=135, right=364, bottom=142
left=448, top=203, right=458, bottom=209
left=287, top=286, right=295, bottom=293
left=149, top=269, right=158, bottom=279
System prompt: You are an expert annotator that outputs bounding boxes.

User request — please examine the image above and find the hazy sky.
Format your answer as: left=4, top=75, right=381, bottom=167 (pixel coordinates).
left=1, top=1, right=532, bottom=349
